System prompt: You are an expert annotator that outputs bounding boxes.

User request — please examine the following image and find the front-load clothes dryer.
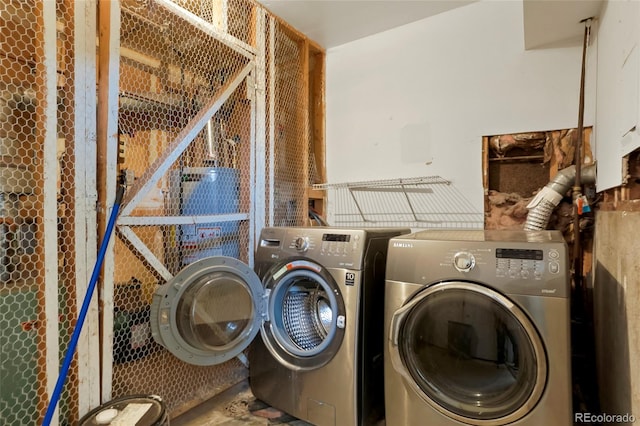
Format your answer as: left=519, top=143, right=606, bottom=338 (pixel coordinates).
left=384, top=230, right=572, bottom=426
left=150, top=226, right=409, bottom=426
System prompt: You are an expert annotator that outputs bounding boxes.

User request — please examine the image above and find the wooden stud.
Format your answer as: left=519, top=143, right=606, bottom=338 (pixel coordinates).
left=266, top=11, right=323, bottom=51
left=97, top=0, right=121, bottom=402
left=301, top=40, right=310, bottom=225
left=482, top=136, right=489, bottom=194
left=308, top=47, right=326, bottom=219
left=36, top=0, right=60, bottom=423
left=267, top=16, right=275, bottom=226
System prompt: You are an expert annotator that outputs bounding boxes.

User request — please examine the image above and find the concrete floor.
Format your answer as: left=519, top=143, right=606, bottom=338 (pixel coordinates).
left=171, top=381, right=312, bottom=426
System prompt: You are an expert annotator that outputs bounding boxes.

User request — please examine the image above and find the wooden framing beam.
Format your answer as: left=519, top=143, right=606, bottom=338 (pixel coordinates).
left=153, top=0, right=256, bottom=59
left=268, top=11, right=323, bottom=52
left=119, top=61, right=253, bottom=217
left=73, top=0, right=100, bottom=416
left=116, top=226, right=173, bottom=281
left=300, top=40, right=310, bottom=224
left=97, top=0, right=121, bottom=403
left=39, top=1, right=60, bottom=423
left=253, top=8, right=267, bottom=249
left=117, top=213, right=249, bottom=226
left=267, top=16, right=276, bottom=226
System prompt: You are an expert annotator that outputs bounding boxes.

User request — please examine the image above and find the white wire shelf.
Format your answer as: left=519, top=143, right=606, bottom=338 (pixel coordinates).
left=313, top=176, right=484, bottom=229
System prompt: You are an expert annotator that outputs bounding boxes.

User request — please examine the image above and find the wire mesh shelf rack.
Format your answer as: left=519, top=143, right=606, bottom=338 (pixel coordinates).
left=313, top=176, right=484, bottom=229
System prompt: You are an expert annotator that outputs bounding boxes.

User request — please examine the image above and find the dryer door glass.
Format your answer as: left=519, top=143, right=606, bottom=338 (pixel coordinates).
left=260, top=258, right=346, bottom=370
left=150, top=256, right=264, bottom=366
left=397, top=282, right=546, bottom=423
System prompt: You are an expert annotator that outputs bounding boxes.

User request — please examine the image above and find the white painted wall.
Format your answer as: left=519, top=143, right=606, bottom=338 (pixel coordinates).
left=325, top=0, right=596, bottom=223
left=594, top=0, right=640, bottom=191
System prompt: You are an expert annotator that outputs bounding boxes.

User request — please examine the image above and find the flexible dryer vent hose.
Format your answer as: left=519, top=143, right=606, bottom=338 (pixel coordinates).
left=524, top=164, right=596, bottom=231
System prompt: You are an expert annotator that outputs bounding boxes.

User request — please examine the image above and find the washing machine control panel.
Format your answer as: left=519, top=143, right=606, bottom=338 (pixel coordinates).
left=280, top=231, right=365, bottom=268
left=294, top=236, right=310, bottom=252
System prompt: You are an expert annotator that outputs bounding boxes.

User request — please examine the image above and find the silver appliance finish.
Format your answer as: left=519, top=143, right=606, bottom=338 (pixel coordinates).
left=384, top=230, right=572, bottom=426
left=250, top=226, right=409, bottom=426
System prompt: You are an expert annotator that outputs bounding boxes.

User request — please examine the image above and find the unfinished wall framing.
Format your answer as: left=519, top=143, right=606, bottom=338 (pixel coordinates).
left=483, top=127, right=594, bottom=235
left=0, top=0, right=326, bottom=423
left=0, top=1, right=99, bottom=425
left=101, top=0, right=327, bottom=419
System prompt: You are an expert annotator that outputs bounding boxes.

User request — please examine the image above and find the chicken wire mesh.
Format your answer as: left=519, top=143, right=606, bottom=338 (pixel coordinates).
left=1, top=1, right=81, bottom=424
left=0, top=0, right=320, bottom=422
left=265, top=22, right=309, bottom=227
left=111, top=0, right=313, bottom=418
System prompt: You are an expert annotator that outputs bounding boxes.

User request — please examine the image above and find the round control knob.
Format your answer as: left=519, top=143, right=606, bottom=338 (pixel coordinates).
left=453, top=252, right=475, bottom=272
left=294, top=237, right=309, bottom=252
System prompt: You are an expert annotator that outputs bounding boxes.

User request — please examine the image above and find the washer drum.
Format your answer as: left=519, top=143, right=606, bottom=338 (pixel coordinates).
left=281, top=284, right=333, bottom=351
left=78, top=394, right=168, bottom=426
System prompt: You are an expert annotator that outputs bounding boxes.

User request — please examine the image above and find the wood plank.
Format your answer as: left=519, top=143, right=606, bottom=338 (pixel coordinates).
left=267, top=17, right=276, bottom=226
left=253, top=8, right=267, bottom=242
left=310, top=49, right=325, bottom=185
left=268, top=12, right=323, bottom=52
left=300, top=40, right=310, bottom=225
left=58, top=0, right=82, bottom=419
left=230, top=99, right=252, bottom=262
left=482, top=135, right=489, bottom=192
left=73, top=0, right=101, bottom=415
left=308, top=47, right=326, bottom=221
left=97, top=0, right=121, bottom=403
left=119, top=62, right=253, bottom=216
left=153, top=0, right=255, bottom=58
left=35, top=1, right=60, bottom=423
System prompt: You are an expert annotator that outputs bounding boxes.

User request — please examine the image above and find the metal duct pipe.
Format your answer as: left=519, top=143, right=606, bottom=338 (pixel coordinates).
left=524, top=164, right=596, bottom=231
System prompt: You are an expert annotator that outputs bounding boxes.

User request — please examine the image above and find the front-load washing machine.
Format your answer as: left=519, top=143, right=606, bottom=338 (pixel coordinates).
left=150, top=226, right=408, bottom=426
left=384, top=230, right=572, bottom=426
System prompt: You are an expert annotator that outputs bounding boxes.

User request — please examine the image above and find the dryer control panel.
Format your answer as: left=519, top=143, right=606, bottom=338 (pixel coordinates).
left=495, top=247, right=548, bottom=280
left=438, top=246, right=562, bottom=281
left=386, top=230, right=569, bottom=298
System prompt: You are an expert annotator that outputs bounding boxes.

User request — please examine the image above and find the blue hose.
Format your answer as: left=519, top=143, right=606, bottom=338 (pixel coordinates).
left=42, top=182, right=126, bottom=426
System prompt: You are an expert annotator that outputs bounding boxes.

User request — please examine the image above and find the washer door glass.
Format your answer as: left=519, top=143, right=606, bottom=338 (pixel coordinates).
left=391, top=282, right=546, bottom=424
left=151, top=256, right=264, bottom=366
left=260, top=258, right=346, bottom=370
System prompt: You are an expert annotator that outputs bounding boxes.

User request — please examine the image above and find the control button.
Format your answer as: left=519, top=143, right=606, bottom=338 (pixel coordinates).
left=508, top=270, right=518, bottom=279
left=336, top=315, right=346, bottom=329
left=294, top=237, right=309, bottom=252
left=548, top=250, right=560, bottom=259
left=534, top=270, right=543, bottom=279
left=549, top=262, right=560, bottom=274
left=521, top=270, right=530, bottom=279
left=453, top=252, right=475, bottom=272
